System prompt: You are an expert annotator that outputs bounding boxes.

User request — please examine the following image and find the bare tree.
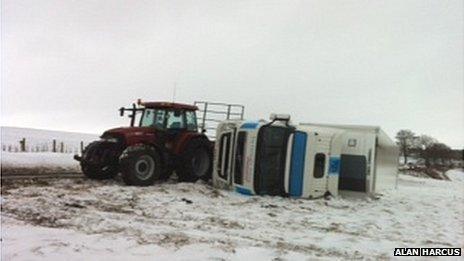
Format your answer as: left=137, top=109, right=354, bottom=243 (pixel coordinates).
left=395, top=130, right=416, bottom=164
left=416, top=135, right=437, bottom=150
left=421, top=142, right=452, bottom=167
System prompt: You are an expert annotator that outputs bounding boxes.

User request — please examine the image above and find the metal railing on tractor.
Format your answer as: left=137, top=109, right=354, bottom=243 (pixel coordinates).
left=194, top=101, right=245, bottom=140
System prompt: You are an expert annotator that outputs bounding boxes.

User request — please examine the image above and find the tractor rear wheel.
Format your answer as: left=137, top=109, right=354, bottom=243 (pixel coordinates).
left=81, top=141, right=118, bottom=180
left=177, top=139, right=213, bottom=182
left=120, top=146, right=162, bottom=186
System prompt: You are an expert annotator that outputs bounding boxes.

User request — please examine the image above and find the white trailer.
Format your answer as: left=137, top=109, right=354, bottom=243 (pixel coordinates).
left=299, top=123, right=399, bottom=196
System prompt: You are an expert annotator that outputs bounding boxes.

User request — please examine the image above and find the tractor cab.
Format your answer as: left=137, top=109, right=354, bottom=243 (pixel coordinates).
left=139, top=108, right=197, bottom=131
left=119, top=100, right=199, bottom=132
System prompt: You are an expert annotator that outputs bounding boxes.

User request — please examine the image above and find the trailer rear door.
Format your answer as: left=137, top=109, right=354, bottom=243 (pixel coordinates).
left=338, top=134, right=368, bottom=192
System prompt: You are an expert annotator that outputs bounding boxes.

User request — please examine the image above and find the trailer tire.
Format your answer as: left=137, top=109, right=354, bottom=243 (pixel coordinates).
left=177, top=139, right=212, bottom=182
left=81, top=141, right=118, bottom=180
left=120, top=146, right=162, bottom=186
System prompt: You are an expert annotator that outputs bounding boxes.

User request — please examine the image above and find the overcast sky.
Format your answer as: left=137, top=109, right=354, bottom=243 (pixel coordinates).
left=2, top=0, right=463, bottom=148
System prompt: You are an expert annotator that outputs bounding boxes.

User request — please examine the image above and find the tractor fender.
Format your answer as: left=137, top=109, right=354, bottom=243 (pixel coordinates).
left=174, top=134, right=212, bottom=155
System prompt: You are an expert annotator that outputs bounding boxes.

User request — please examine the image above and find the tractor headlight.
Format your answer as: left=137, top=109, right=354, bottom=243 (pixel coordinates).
left=101, top=137, right=119, bottom=143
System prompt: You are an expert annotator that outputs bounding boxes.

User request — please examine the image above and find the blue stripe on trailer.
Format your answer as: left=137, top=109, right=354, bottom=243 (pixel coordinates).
left=289, top=131, right=307, bottom=197
left=240, top=122, right=258, bottom=129
left=329, top=156, right=340, bottom=176
left=235, top=186, right=253, bottom=196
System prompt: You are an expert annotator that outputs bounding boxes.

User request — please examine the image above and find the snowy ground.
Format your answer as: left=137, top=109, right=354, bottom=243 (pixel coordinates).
left=1, top=170, right=463, bottom=260
left=447, top=169, right=464, bottom=182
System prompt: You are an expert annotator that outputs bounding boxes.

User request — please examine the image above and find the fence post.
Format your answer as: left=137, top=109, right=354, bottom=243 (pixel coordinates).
left=19, top=138, right=26, bottom=152
left=60, top=142, right=64, bottom=153
left=80, top=141, right=84, bottom=153
left=227, top=105, right=231, bottom=120
left=53, top=139, right=57, bottom=152
left=202, top=103, right=208, bottom=131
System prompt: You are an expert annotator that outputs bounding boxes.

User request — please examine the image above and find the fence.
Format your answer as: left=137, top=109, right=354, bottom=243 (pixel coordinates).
left=2, top=138, right=88, bottom=154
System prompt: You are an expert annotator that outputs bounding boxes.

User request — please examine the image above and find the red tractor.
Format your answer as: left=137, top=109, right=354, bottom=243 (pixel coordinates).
left=74, top=100, right=244, bottom=186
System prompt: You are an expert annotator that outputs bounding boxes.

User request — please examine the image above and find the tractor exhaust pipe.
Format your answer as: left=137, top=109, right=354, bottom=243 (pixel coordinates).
left=73, top=155, right=82, bottom=162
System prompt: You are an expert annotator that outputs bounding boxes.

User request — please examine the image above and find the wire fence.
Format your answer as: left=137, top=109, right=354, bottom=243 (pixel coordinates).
left=1, top=138, right=90, bottom=154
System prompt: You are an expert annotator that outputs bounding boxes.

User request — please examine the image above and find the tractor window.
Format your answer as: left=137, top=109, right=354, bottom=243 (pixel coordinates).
left=185, top=111, right=197, bottom=131
left=154, top=110, right=166, bottom=128
left=166, top=110, right=185, bottom=129
left=140, top=109, right=156, bottom=127
left=140, top=109, right=165, bottom=128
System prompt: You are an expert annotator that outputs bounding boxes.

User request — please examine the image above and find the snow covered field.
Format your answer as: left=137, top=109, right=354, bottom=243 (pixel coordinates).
left=1, top=152, right=81, bottom=174
left=1, top=126, right=98, bottom=153
left=1, top=127, right=98, bottom=174
left=1, top=170, right=463, bottom=260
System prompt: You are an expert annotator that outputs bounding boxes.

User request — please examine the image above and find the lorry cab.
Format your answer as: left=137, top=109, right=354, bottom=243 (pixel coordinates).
left=213, top=115, right=341, bottom=198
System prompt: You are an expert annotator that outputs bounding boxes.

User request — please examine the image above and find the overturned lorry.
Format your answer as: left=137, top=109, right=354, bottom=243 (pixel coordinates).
left=213, top=115, right=399, bottom=198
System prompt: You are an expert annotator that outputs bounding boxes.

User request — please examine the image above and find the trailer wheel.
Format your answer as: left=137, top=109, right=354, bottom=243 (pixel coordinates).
left=81, top=141, right=118, bottom=180
left=120, top=146, right=162, bottom=186
left=177, top=139, right=212, bottom=182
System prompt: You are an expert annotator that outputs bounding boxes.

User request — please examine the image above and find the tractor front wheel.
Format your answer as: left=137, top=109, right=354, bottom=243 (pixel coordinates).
left=120, top=146, right=162, bottom=186
left=80, top=141, right=118, bottom=180
left=81, top=164, right=118, bottom=180
left=177, top=139, right=213, bottom=182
